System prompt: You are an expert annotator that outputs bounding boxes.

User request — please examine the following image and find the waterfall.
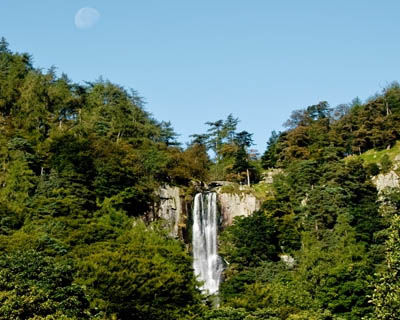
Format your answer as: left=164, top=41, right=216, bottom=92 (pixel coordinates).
left=192, top=192, right=223, bottom=295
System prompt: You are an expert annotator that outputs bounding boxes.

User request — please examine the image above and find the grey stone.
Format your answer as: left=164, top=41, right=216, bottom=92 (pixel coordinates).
left=372, top=171, right=400, bottom=192
left=217, top=191, right=261, bottom=227
left=280, top=254, right=295, bottom=268
left=155, top=185, right=182, bottom=237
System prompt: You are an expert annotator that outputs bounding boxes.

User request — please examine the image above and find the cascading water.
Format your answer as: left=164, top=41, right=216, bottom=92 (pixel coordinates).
left=192, top=192, right=223, bottom=295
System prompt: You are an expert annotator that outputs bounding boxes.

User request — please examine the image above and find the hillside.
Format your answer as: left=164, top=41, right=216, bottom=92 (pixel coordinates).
left=358, top=140, right=400, bottom=165
left=1, top=39, right=400, bottom=320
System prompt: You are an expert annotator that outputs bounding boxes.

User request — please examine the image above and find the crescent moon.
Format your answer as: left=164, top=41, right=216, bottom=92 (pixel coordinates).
left=75, top=7, right=100, bottom=29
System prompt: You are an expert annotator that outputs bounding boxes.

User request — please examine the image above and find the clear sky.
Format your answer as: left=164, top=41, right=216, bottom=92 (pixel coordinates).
left=1, top=1, right=400, bottom=152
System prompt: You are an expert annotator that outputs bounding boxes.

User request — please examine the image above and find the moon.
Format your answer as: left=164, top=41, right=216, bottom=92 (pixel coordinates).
left=75, top=7, right=100, bottom=29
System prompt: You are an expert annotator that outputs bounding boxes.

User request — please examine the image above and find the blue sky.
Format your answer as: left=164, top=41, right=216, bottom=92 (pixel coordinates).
left=1, top=1, right=400, bottom=151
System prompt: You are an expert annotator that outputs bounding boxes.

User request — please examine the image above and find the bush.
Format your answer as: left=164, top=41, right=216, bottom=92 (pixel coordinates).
left=381, top=154, right=393, bottom=173
left=365, top=162, right=380, bottom=176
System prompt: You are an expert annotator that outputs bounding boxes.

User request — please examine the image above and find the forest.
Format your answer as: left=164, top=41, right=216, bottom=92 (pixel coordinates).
left=0, top=38, right=400, bottom=319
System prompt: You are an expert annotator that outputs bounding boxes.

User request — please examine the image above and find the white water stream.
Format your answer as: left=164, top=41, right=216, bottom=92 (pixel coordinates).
left=192, top=192, right=223, bottom=295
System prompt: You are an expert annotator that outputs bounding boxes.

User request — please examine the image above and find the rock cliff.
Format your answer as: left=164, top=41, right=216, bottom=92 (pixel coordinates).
left=217, top=191, right=261, bottom=227
left=153, top=183, right=261, bottom=235
left=373, top=170, right=400, bottom=192
left=371, top=153, right=400, bottom=193
left=153, top=185, right=183, bottom=238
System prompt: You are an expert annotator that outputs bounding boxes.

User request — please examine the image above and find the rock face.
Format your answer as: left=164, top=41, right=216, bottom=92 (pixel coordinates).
left=217, top=191, right=261, bottom=227
left=280, top=254, right=295, bottom=268
left=373, top=171, right=400, bottom=192
left=153, top=183, right=262, bottom=236
left=155, top=185, right=183, bottom=237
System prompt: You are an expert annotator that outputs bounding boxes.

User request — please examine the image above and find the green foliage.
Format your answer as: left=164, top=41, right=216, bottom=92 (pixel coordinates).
left=358, top=140, right=400, bottom=166
left=265, top=85, right=400, bottom=166
left=0, top=154, right=36, bottom=234
left=193, top=115, right=260, bottom=183
left=369, top=189, right=400, bottom=319
left=220, top=157, right=382, bottom=319
left=381, top=154, right=393, bottom=173
left=294, top=219, right=373, bottom=319
left=369, top=216, right=400, bottom=319
left=159, top=120, right=180, bottom=146
left=0, top=39, right=32, bottom=117
left=76, top=220, right=202, bottom=320
left=0, top=250, right=89, bottom=319
left=202, top=306, right=281, bottom=320
left=202, top=307, right=249, bottom=320
left=366, top=162, right=380, bottom=176
left=0, top=40, right=207, bottom=319
left=219, top=211, right=280, bottom=304
left=0, top=38, right=398, bottom=320
left=220, top=211, right=279, bottom=268
left=220, top=215, right=375, bottom=319
left=261, top=131, right=280, bottom=169
left=165, top=143, right=210, bottom=184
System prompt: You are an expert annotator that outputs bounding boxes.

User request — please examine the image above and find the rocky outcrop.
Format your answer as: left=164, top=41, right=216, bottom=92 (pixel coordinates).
left=154, top=185, right=183, bottom=237
left=217, top=191, right=261, bottom=227
left=280, top=254, right=295, bottom=268
left=373, top=171, right=400, bottom=193
left=152, top=183, right=262, bottom=236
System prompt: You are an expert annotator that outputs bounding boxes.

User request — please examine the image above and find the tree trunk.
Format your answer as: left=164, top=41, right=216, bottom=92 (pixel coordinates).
left=386, top=100, right=391, bottom=116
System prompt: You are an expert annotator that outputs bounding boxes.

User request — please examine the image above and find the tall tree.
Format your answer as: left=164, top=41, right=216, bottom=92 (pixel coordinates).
left=261, top=130, right=280, bottom=168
